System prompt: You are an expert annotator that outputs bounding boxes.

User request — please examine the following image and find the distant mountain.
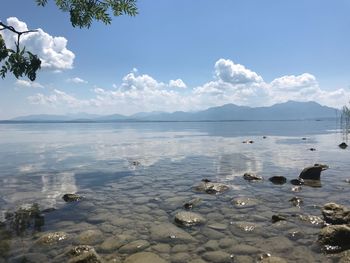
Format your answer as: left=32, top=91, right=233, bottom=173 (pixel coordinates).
left=7, top=101, right=339, bottom=122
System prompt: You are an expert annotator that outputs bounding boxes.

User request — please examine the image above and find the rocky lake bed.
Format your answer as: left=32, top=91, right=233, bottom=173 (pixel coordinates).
left=0, top=121, right=349, bottom=262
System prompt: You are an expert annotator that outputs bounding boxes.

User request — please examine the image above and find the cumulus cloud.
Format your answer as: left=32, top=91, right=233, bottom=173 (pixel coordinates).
left=1, top=17, right=75, bottom=70
left=16, top=79, right=44, bottom=88
left=169, top=79, right=187, bottom=89
left=67, top=77, right=88, bottom=84
left=27, top=58, right=350, bottom=114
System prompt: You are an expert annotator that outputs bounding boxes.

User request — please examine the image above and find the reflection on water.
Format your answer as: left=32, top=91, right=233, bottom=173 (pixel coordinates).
left=0, top=121, right=348, bottom=262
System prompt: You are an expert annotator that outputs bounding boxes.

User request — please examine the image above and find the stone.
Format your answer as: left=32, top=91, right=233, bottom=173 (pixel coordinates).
left=260, top=256, right=287, bottom=263
left=309, top=148, right=316, bottom=151
left=202, top=251, right=232, bottom=263
left=118, top=240, right=150, bottom=254
left=289, top=197, right=303, bottom=207
left=298, top=215, right=324, bottom=225
left=272, top=214, right=287, bottom=223
left=172, top=252, right=191, bottom=263
left=204, top=240, right=219, bottom=251
left=62, top=194, right=82, bottom=202
left=151, top=244, right=171, bottom=254
left=319, top=224, right=350, bottom=252
left=67, top=245, right=103, bottom=263
left=268, top=176, right=287, bottom=185
left=183, top=197, right=202, bottom=210
left=339, top=142, right=348, bottom=149
left=193, top=181, right=230, bottom=194
left=124, top=252, right=166, bottom=263
left=229, top=244, right=260, bottom=254
left=174, top=211, right=206, bottom=227
left=150, top=223, right=196, bottom=243
left=299, top=164, right=328, bottom=180
left=232, top=197, right=258, bottom=208
left=243, top=173, right=263, bottom=181
left=290, top=179, right=304, bottom=186
left=322, top=203, right=350, bottom=224
left=35, top=231, right=68, bottom=246
left=339, top=250, right=350, bottom=263
left=9, top=253, right=49, bottom=263
left=233, top=255, right=254, bottom=263
left=77, top=229, right=103, bottom=245
left=99, top=237, right=124, bottom=252
left=208, top=223, right=227, bottom=231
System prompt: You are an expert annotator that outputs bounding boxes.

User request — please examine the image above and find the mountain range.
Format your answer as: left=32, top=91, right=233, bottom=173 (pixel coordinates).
left=5, top=101, right=339, bottom=122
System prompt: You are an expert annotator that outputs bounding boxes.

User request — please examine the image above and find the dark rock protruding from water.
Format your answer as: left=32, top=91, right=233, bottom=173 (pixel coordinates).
left=194, top=181, right=229, bottom=194
left=272, top=214, right=287, bottom=223
left=62, top=194, right=82, bottom=202
left=299, top=164, right=328, bottom=180
left=269, top=176, right=287, bottom=185
left=174, top=211, right=206, bottom=227
left=322, top=203, right=350, bottom=225
left=243, top=173, right=263, bottom=181
left=319, top=225, right=350, bottom=253
left=290, top=178, right=304, bottom=186
left=61, top=245, right=104, bottom=263
left=289, top=197, right=303, bottom=207
left=339, top=142, right=348, bottom=149
left=309, top=148, right=316, bottom=151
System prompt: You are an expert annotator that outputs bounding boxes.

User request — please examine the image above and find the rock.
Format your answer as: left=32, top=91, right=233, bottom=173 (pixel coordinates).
left=302, top=137, right=307, bottom=140
left=232, top=197, right=258, bottom=208
left=289, top=197, right=303, bottom=207
left=290, top=179, right=304, bottom=186
left=339, top=142, right=348, bottom=149
left=291, top=186, right=302, bottom=192
left=319, top=224, right=350, bottom=252
left=299, top=164, right=328, bottom=180
left=62, top=194, right=82, bottom=202
left=322, top=203, right=350, bottom=224
left=124, top=252, right=166, bottom=263
left=67, top=245, right=103, bottom=263
left=272, top=214, right=287, bottom=223
left=77, top=229, right=103, bottom=245
left=183, top=197, right=202, bottom=210
left=118, top=240, right=150, bottom=254
left=309, top=148, right=316, bottom=151
left=175, top=211, right=206, bottom=227
left=99, top=237, right=124, bottom=252
left=202, top=251, right=232, bottom=263
left=242, top=140, right=254, bottom=144
left=172, top=252, right=191, bottom=263
left=263, top=136, right=267, bottom=139
left=268, top=176, right=287, bottom=185
left=35, top=231, right=68, bottom=246
left=260, top=256, right=287, bottom=263
left=150, top=223, right=196, bottom=243
left=208, top=223, right=227, bottom=231
left=9, top=253, right=49, bottom=263
left=339, top=250, right=350, bottom=263
left=204, top=240, right=219, bottom=251
left=194, top=181, right=230, bottom=194
left=243, top=173, right=263, bottom=181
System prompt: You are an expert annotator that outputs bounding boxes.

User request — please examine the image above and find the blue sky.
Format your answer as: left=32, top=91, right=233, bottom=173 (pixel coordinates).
left=1, top=0, right=350, bottom=118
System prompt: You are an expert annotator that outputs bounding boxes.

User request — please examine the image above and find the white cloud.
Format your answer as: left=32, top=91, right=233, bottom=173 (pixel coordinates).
left=169, top=79, right=187, bottom=89
left=15, top=79, right=44, bottom=89
left=67, top=77, right=88, bottom=84
left=1, top=17, right=75, bottom=70
left=26, top=59, right=350, bottom=114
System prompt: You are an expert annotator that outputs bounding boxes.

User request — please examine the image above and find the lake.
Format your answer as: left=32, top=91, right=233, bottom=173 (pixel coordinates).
left=0, top=121, right=349, bottom=262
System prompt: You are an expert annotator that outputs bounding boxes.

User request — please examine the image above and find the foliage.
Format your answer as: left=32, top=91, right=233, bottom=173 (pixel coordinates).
left=36, top=0, right=138, bottom=28
left=0, top=0, right=138, bottom=81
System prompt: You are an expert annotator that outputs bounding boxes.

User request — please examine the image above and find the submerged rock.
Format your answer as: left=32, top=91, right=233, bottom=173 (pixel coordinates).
left=260, top=256, right=287, bottom=263
left=299, top=164, right=328, bottom=180
left=35, top=231, right=68, bottom=246
left=62, top=194, right=82, bottom=202
left=339, top=142, right=348, bottom=149
left=183, top=197, right=202, bottom=210
left=174, top=211, right=206, bottom=227
left=232, top=197, right=258, bottom=208
left=194, top=181, right=229, bottom=194
left=119, top=240, right=150, bottom=254
left=243, top=173, right=263, bottom=181
left=319, top=225, right=350, bottom=252
left=150, top=223, right=196, bottom=243
left=124, top=252, right=166, bottom=263
left=202, top=251, right=232, bottom=263
left=322, top=203, right=350, bottom=225
left=76, top=229, right=103, bottom=245
left=298, top=215, right=324, bottom=225
left=268, top=176, right=287, bottom=185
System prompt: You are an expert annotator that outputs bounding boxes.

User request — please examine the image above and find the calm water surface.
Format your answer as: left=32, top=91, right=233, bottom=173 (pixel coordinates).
left=0, top=121, right=348, bottom=262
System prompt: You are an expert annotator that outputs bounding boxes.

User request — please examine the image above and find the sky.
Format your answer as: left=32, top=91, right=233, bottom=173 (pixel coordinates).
left=1, top=0, right=350, bottom=119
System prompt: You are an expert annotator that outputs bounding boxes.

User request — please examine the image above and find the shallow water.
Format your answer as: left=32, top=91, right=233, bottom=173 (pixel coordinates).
left=0, top=121, right=348, bottom=262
